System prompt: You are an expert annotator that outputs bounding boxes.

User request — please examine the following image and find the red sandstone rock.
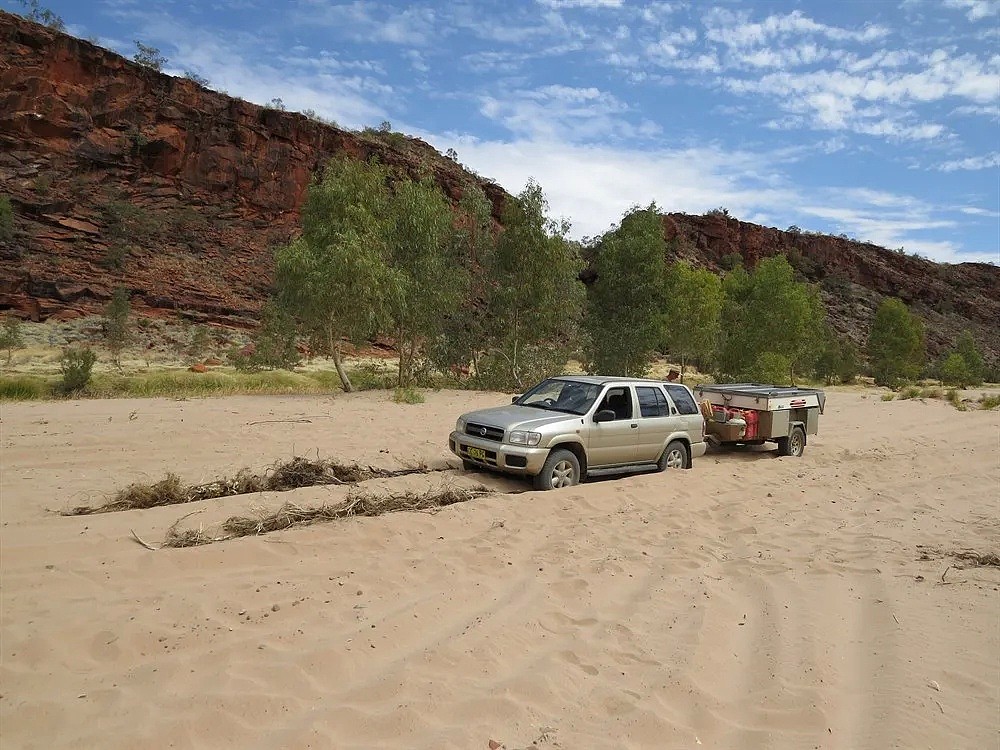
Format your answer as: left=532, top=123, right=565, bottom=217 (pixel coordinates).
left=188, top=363, right=207, bottom=373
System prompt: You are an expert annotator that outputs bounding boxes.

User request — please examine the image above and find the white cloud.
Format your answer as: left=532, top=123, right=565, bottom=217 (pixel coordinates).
left=413, top=133, right=994, bottom=263
left=292, top=1, right=439, bottom=45
left=431, top=137, right=792, bottom=239
left=943, top=0, right=999, bottom=20
left=703, top=9, right=889, bottom=47
left=938, top=152, right=1000, bottom=171
left=960, top=206, right=1000, bottom=217
left=536, top=0, right=623, bottom=7
left=479, top=85, right=661, bottom=142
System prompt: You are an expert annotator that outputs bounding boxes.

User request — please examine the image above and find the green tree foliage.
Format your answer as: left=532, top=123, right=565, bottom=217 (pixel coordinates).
left=937, top=332, right=984, bottom=387
left=867, top=298, right=925, bottom=387
left=0, top=316, right=25, bottom=365
left=662, top=260, right=723, bottom=381
left=383, top=177, right=468, bottom=387
left=814, top=328, right=861, bottom=384
left=103, top=287, right=131, bottom=370
left=427, top=185, right=496, bottom=383
left=17, top=0, right=65, bottom=30
left=0, top=195, right=13, bottom=241
left=476, top=181, right=584, bottom=389
left=230, top=304, right=301, bottom=372
left=60, top=348, right=96, bottom=393
left=273, top=158, right=394, bottom=392
left=584, top=205, right=666, bottom=376
left=716, top=255, right=825, bottom=384
left=133, top=41, right=167, bottom=71
left=953, top=331, right=984, bottom=386
left=939, top=352, right=971, bottom=388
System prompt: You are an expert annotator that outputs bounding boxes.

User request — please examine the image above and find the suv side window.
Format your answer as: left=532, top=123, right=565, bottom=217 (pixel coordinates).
left=596, top=386, right=633, bottom=420
left=664, top=385, right=698, bottom=415
left=636, top=386, right=669, bottom=417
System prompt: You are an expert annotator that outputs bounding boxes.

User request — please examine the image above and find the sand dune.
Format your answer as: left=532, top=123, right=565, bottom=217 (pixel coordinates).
left=1, top=389, right=997, bottom=749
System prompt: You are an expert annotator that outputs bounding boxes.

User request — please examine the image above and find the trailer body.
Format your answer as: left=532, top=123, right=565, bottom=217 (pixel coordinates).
left=693, top=383, right=825, bottom=457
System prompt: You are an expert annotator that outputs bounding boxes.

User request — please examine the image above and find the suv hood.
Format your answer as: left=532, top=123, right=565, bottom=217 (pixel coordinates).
left=461, top=405, right=583, bottom=432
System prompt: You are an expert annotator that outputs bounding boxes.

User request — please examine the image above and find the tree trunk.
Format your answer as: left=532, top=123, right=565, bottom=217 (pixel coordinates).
left=328, top=327, right=353, bottom=392
left=397, top=327, right=407, bottom=388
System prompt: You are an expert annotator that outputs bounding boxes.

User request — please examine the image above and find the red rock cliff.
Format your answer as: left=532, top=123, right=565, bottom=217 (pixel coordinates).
left=0, top=11, right=507, bottom=326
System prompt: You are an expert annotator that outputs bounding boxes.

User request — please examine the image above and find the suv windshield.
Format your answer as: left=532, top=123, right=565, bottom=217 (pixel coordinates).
left=515, top=378, right=602, bottom=415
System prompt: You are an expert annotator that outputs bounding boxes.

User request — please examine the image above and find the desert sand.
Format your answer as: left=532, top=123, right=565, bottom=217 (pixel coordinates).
left=1, top=388, right=997, bottom=749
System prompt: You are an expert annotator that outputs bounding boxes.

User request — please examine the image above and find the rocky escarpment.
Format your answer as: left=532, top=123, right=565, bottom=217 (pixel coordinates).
left=0, top=11, right=506, bottom=326
left=1, top=11, right=998, bottom=366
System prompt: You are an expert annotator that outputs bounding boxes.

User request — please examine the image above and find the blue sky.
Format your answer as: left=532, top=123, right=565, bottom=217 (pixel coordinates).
left=10, top=0, right=1000, bottom=263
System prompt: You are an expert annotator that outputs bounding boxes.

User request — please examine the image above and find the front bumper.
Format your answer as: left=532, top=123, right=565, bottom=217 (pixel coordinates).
left=449, top=431, right=549, bottom=475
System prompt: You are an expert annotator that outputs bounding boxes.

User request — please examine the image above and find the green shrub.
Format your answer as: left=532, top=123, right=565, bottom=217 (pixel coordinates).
left=979, top=394, right=1000, bottom=410
left=0, top=315, right=24, bottom=364
left=0, top=195, right=13, bottom=241
left=946, top=388, right=967, bottom=411
left=60, top=347, right=97, bottom=393
left=897, top=385, right=921, bottom=400
left=103, top=287, right=131, bottom=369
left=349, top=362, right=396, bottom=390
left=133, top=41, right=167, bottom=70
left=227, top=305, right=299, bottom=372
left=880, top=393, right=895, bottom=401
left=939, top=352, right=971, bottom=387
left=393, top=387, right=424, bottom=404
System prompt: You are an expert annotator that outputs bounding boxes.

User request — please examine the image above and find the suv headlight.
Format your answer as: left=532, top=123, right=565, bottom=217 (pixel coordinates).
left=456, top=416, right=467, bottom=433
left=508, top=430, right=541, bottom=447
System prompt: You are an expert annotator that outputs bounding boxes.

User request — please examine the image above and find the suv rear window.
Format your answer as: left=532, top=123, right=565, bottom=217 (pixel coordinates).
left=636, top=386, right=669, bottom=417
left=664, top=385, right=698, bottom=415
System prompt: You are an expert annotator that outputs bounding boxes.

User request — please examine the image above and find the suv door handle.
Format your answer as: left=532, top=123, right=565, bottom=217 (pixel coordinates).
left=630, top=423, right=638, bottom=429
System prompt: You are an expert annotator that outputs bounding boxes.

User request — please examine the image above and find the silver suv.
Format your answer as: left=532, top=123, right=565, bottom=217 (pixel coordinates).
left=449, top=375, right=707, bottom=490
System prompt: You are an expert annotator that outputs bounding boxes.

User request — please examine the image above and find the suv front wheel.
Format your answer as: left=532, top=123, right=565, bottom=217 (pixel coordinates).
left=657, top=440, right=690, bottom=471
left=533, top=448, right=581, bottom=490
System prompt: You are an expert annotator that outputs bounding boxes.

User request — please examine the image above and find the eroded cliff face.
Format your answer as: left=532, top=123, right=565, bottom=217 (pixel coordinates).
left=1, top=12, right=998, bottom=364
left=0, top=11, right=506, bottom=326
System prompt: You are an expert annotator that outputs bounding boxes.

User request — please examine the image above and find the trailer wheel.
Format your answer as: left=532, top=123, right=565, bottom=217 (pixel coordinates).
left=777, top=426, right=806, bottom=457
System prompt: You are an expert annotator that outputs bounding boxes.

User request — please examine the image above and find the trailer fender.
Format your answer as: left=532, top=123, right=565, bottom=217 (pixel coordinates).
left=788, top=421, right=807, bottom=443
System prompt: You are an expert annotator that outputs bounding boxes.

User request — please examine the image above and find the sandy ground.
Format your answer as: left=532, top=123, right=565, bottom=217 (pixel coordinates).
left=1, top=388, right=997, bottom=749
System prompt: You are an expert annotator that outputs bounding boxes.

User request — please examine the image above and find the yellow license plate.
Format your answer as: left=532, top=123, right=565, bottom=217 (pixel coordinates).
left=466, top=447, right=487, bottom=461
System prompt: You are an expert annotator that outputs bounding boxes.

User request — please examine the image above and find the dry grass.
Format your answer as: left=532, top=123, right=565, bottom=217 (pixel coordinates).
left=952, top=551, right=1000, bottom=568
left=63, top=456, right=437, bottom=515
left=161, top=485, right=491, bottom=548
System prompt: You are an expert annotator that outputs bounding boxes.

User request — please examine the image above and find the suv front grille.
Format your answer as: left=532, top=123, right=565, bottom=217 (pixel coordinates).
left=465, top=423, right=504, bottom=442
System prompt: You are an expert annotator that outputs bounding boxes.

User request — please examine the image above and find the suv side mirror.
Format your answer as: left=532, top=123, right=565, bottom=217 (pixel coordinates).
left=511, top=395, right=521, bottom=403
left=594, top=409, right=615, bottom=423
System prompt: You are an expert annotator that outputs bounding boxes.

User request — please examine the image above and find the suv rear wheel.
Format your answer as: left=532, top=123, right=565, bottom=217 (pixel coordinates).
left=533, top=448, right=580, bottom=490
left=657, top=440, right=690, bottom=471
